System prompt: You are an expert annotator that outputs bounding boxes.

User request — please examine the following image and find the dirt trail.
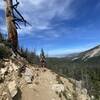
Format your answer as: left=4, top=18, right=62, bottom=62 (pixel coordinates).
left=21, top=69, right=60, bottom=100
left=21, top=68, right=91, bottom=100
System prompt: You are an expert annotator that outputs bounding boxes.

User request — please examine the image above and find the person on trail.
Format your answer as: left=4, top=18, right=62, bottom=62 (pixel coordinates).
left=39, top=48, right=47, bottom=68
left=40, top=56, right=46, bottom=68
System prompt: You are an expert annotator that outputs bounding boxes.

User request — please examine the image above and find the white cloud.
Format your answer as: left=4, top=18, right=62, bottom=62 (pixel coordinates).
left=0, top=0, right=75, bottom=39
left=18, top=0, right=74, bottom=31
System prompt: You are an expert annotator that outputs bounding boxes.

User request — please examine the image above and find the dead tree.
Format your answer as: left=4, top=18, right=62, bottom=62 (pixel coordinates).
left=4, top=0, right=30, bottom=52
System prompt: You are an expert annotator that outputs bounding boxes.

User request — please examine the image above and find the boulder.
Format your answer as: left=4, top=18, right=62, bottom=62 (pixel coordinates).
left=8, top=81, right=18, bottom=98
left=0, top=67, right=8, bottom=75
left=24, top=68, right=33, bottom=84
left=12, top=63, right=18, bottom=72
left=52, top=84, right=64, bottom=93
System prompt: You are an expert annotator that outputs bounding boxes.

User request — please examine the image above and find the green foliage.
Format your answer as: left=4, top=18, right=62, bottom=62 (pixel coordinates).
left=0, top=45, right=12, bottom=59
left=40, top=48, right=45, bottom=57
left=19, top=47, right=39, bottom=64
left=0, top=32, right=12, bottom=59
left=0, top=33, right=3, bottom=42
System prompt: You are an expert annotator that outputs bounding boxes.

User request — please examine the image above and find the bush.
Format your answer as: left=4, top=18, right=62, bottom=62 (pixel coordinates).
left=0, top=45, right=12, bottom=59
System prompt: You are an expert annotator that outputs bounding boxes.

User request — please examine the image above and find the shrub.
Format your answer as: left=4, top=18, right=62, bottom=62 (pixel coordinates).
left=0, top=45, right=12, bottom=59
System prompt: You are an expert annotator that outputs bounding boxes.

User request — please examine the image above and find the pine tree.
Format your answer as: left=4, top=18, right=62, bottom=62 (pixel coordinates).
left=0, top=32, right=3, bottom=42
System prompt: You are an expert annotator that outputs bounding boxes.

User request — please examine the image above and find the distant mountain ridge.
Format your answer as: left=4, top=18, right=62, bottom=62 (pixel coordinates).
left=72, top=45, right=100, bottom=61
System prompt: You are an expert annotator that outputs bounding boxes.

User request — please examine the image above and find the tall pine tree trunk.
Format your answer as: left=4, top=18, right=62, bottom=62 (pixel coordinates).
left=4, top=0, right=18, bottom=51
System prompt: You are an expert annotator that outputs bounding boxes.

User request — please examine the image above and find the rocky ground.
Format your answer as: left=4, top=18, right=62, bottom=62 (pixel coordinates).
left=0, top=54, right=92, bottom=100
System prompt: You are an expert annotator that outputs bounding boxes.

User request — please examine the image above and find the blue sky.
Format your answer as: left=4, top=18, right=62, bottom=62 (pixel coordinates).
left=0, top=0, right=100, bottom=56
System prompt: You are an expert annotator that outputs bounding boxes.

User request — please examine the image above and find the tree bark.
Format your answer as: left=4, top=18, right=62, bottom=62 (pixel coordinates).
left=4, top=0, right=18, bottom=51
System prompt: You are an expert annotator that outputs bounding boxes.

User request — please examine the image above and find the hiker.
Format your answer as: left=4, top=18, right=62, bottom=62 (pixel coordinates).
left=40, top=56, right=46, bottom=68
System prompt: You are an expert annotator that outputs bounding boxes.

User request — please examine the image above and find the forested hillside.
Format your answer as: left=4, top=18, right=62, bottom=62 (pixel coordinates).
left=47, top=54, right=100, bottom=99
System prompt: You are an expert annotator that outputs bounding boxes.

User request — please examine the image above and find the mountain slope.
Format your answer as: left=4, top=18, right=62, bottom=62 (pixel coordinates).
left=72, top=45, right=100, bottom=61
left=0, top=40, right=92, bottom=100
left=0, top=53, right=91, bottom=100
